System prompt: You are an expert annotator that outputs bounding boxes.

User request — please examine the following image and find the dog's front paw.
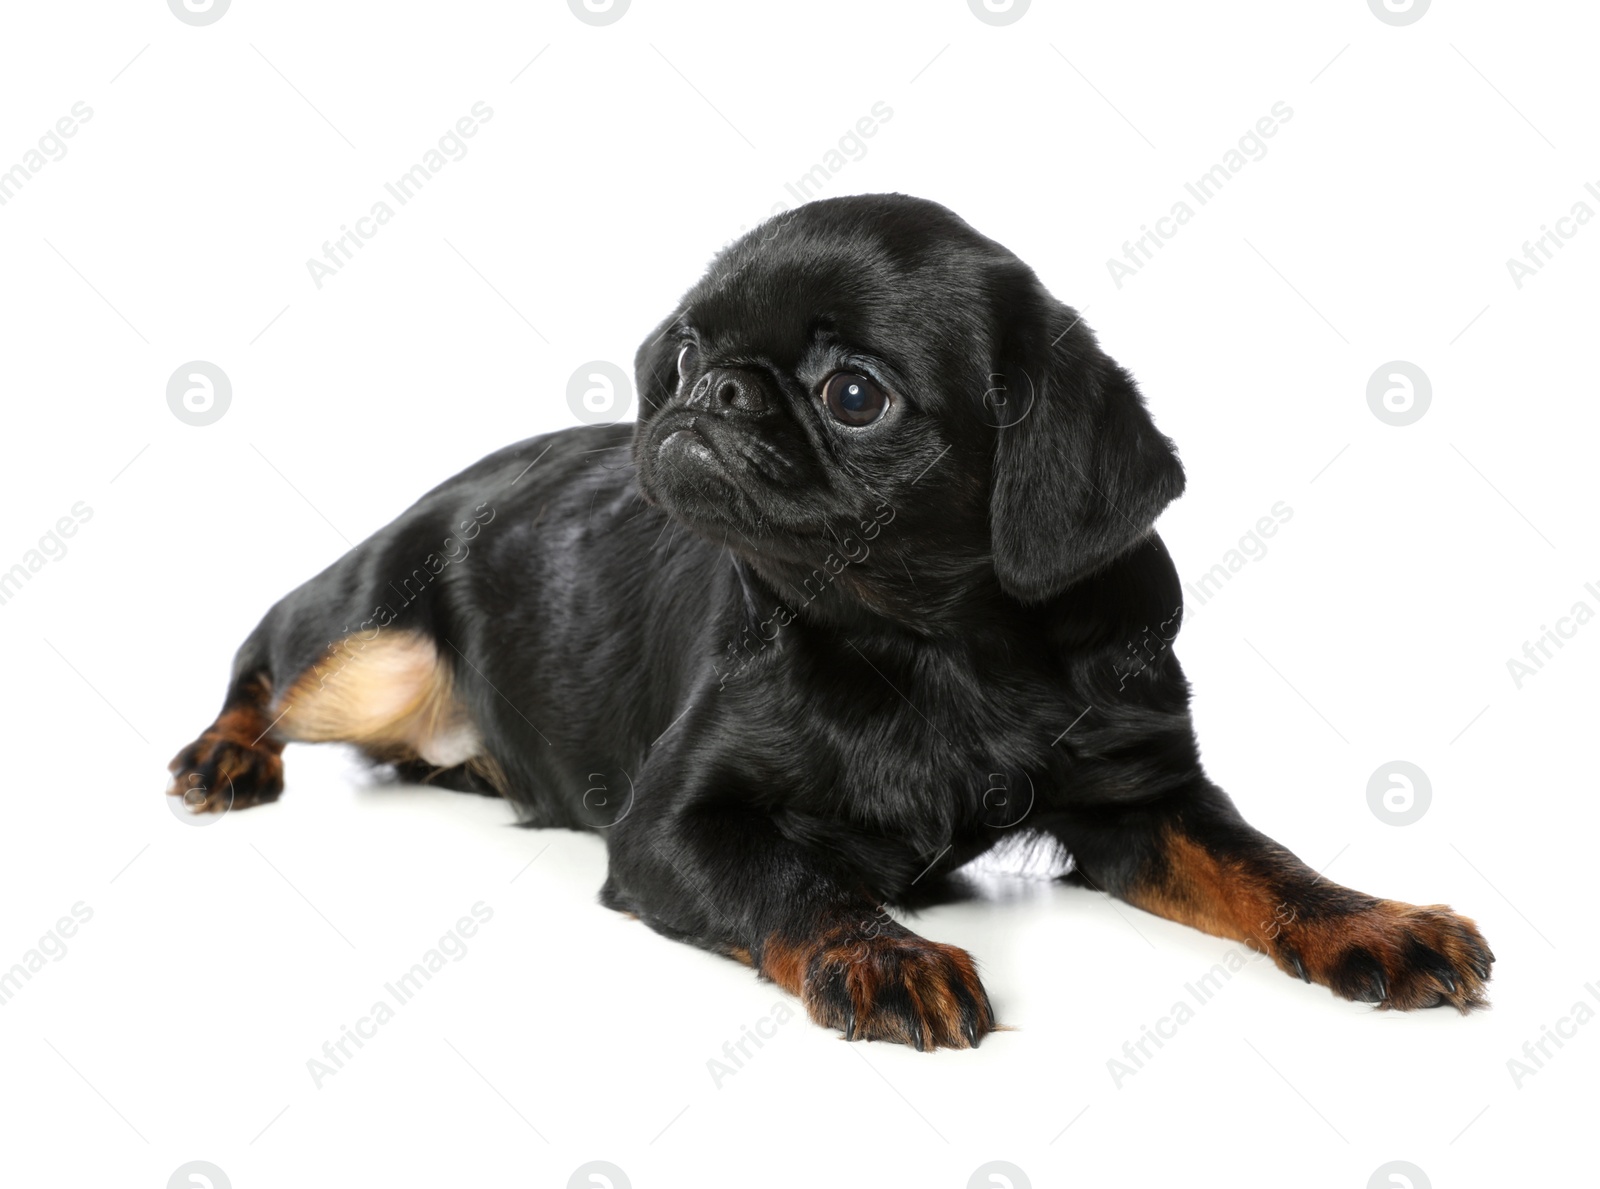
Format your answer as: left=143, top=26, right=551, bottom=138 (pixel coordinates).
left=763, top=923, right=996, bottom=1050
left=168, top=729, right=284, bottom=813
left=1285, top=901, right=1494, bottom=1012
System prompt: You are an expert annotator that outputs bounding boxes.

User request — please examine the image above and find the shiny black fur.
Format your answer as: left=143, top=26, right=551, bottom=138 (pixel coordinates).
left=183, top=194, right=1492, bottom=1047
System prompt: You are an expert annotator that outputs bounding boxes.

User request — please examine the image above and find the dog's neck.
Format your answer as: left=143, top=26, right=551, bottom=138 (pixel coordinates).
left=734, top=548, right=1009, bottom=642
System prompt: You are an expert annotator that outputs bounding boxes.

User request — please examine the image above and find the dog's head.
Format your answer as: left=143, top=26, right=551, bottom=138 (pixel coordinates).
left=632, top=194, right=1183, bottom=617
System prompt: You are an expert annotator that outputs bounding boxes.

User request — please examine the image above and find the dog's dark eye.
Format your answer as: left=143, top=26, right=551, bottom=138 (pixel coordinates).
left=822, top=372, right=888, bottom=427
left=677, top=343, right=699, bottom=382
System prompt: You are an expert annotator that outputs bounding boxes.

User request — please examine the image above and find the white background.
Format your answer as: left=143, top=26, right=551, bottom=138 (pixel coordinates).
left=2, top=1, right=1595, bottom=1186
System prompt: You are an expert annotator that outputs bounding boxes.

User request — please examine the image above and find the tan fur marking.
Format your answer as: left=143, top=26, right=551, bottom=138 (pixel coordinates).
left=1123, top=830, right=1277, bottom=946
left=274, top=631, right=481, bottom=768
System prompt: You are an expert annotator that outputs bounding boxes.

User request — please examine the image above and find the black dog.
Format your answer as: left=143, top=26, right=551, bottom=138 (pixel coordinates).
left=170, top=193, right=1492, bottom=1049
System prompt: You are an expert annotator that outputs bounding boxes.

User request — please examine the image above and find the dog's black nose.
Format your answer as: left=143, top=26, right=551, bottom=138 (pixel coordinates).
left=684, top=367, right=768, bottom=415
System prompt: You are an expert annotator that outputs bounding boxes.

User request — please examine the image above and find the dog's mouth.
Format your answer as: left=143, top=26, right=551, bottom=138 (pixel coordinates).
left=649, top=415, right=738, bottom=497
left=636, top=411, right=739, bottom=519
left=646, top=408, right=802, bottom=490
left=637, top=407, right=824, bottom=546
left=656, top=420, right=718, bottom=468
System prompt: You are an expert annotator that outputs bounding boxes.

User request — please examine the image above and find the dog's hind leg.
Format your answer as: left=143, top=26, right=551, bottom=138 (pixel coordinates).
left=167, top=663, right=288, bottom=813
left=169, top=613, right=497, bottom=814
left=168, top=624, right=493, bottom=814
left=165, top=491, right=504, bottom=819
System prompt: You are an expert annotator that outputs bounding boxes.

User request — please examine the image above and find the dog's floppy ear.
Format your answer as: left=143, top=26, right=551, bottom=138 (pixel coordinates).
left=989, top=300, right=1184, bottom=602
left=633, top=312, right=683, bottom=417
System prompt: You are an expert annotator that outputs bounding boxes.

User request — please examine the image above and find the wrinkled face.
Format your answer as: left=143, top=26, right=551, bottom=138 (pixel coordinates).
left=631, top=196, right=1015, bottom=592
left=630, top=194, right=1187, bottom=612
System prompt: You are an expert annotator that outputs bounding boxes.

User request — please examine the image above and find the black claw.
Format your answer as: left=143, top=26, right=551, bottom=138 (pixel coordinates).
left=964, top=1019, right=977, bottom=1047
left=844, top=1010, right=856, bottom=1042
left=1439, top=972, right=1457, bottom=993
left=1288, top=954, right=1310, bottom=983
left=912, top=1028, right=925, bottom=1052
left=1331, top=948, right=1389, bottom=1004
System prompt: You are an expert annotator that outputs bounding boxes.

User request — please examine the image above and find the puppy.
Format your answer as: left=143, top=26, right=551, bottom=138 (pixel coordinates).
left=170, top=193, right=1492, bottom=1049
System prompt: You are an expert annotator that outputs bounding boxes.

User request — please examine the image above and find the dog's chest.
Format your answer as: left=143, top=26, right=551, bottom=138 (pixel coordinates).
left=734, top=638, right=1070, bottom=831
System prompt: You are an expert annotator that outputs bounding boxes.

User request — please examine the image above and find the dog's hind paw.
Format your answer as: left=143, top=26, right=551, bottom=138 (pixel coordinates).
left=168, top=727, right=284, bottom=814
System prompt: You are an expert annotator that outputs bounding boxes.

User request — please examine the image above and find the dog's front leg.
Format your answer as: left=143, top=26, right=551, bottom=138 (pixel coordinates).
left=1048, top=780, right=1494, bottom=1011
left=602, top=796, right=995, bottom=1050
